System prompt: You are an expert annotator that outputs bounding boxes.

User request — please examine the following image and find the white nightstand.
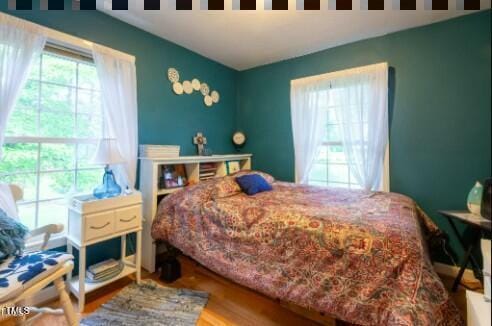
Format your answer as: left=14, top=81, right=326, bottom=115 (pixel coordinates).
left=66, top=192, right=142, bottom=312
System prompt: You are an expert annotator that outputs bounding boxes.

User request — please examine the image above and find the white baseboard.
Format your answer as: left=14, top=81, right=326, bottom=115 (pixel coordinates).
left=434, top=262, right=479, bottom=283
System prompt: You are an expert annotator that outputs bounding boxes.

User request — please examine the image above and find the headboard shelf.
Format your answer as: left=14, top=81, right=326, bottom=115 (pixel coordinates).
left=138, top=153, right=252, bottom=273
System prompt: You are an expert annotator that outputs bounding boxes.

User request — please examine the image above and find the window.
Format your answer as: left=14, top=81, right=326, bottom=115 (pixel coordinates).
left=0, top=47, right=103, bottom=230
left=307, top=90, right=363, bottom=189
left=292, top=63, right=388, bottom=191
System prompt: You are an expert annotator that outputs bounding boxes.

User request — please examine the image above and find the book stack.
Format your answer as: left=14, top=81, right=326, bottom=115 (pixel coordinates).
left=140, top=145, right=180, bottom=159
left=199, top=163, right=217, bottom=181
left=86, top=259, right=124, bottom=283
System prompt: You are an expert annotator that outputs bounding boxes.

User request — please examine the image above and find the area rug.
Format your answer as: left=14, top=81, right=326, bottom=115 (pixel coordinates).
left=80, top=280, right=209, bottom=326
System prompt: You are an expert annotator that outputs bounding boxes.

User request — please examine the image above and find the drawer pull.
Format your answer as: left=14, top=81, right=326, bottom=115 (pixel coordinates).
left=90, top=222, right=110, bottom=230
left=120, top=216, right=137, bottom=223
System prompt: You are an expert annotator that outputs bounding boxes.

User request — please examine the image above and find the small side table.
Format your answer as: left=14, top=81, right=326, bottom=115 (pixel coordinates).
left=438, top=210, right=491, bottom=292
left=67, top=192, right=143, bottom=312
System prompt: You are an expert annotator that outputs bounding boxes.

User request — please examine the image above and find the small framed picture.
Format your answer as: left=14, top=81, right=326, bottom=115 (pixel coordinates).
left=226, top=161, right=241, bottom=175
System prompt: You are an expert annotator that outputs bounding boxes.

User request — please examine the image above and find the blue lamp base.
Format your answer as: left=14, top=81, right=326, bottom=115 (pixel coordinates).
left=93, top=165, right=122, bottom=199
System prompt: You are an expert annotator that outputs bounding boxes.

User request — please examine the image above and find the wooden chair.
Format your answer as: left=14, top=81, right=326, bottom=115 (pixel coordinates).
left=0, top=184, right=78, bottom=325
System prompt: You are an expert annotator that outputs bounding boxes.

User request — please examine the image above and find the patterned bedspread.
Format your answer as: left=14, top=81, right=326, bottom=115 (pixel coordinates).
left=151, top=177, right=462, bottom=325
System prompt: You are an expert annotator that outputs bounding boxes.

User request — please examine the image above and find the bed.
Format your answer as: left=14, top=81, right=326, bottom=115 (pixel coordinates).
left=151, top=172, right=463, bottom=325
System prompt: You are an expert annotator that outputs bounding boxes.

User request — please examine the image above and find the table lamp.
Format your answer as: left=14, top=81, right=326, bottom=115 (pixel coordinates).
left=91, top=138, right=125, bottom=199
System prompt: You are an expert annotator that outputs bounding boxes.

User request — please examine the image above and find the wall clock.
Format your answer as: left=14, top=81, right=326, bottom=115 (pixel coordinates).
left=232, top=131, right=246, bottom=150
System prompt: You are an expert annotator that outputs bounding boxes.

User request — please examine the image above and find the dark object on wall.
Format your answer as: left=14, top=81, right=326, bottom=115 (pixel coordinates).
left=160, top=258, right=181, bottom=283
left=481, top=178, right=492, bottom=220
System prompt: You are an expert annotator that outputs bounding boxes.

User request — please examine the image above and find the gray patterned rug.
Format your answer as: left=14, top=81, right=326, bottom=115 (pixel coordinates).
left=80, top=280, right=209, bottom=326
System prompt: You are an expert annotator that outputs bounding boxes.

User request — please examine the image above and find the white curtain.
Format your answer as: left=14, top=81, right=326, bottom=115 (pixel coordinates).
left=0, top=14, right=46, bottom=159
left=92, top=44, right=138, bottom=190
left=332, top=63, right=388, bottom=191
left=290, top=63, right=388, bottom=190
left=290, top=80, right=327, bottom=184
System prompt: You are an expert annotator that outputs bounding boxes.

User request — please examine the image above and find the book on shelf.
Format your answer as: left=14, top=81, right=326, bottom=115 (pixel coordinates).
left=200, top=167, right=217, bottom=172
left=87, top=267, right=120, bottom=280
left=200, top=163, right=217, bottom=174
left=85, top=259, right=125, bottom=283
left=88, top=258, right=119, bottom=275
left=199, top=172, right=216, bottom=177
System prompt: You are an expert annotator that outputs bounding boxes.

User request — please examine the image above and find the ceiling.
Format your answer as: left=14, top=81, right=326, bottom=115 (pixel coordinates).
left=97, top=0, right=490, bottom=70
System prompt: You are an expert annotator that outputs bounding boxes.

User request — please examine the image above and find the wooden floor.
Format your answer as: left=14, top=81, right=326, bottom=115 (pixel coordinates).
left=1, top=256, right=482, bottom=326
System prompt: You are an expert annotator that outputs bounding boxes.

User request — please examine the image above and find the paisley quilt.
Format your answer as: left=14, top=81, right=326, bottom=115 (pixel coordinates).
left=151, top=177, right=462, bottom=325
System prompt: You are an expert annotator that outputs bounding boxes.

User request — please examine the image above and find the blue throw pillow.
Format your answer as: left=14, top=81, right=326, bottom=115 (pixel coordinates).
left=235, top=174, right=273, bottom=196
left=0, top=208, right=29, bottom=263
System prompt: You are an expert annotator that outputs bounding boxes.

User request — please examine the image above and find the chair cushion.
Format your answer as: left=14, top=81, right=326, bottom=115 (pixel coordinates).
left=0, top=250, right=73, bottom=302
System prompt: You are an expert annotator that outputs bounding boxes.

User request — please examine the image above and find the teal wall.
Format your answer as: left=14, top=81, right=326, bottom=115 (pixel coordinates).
left=1, top=0, right=238, bottom=156
left=1, top=0, right=238, bottom=268
left=237, top=11, right=491, bottom=263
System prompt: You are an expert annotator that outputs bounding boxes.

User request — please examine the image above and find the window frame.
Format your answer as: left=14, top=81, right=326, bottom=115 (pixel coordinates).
left=1, top=46, right=104, bottom=231
left=306, top=93, right=390, bottom=191
left=308, top=141, right=362, bottom=190
left=308, top=142, right=390, bottom=191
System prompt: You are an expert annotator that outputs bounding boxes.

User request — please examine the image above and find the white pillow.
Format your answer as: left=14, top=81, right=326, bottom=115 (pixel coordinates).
left=0, top=183, right=19, bottom=220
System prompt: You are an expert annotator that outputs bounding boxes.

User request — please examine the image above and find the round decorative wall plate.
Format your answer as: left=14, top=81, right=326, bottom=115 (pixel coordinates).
left=172, top=82, right=183, bottom=95
left=168, top=68, right=180, bottom=83
left=183, top=80, right=193, bottom=94
left=204, top=95, right=213, bottom=107
left=200, top=83, right=210, bottom=96
left=191, top=78, right=201, bottom=91
left=211, top=90, right=220, bottom=103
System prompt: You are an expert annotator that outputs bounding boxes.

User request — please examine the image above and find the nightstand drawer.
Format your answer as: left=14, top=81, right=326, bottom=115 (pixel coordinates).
left=84, top=211, right=115, bottom=241
left=115, top=205, right=141, bottom=231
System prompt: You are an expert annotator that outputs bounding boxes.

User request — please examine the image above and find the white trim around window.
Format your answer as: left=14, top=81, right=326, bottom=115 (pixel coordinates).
left=383, top=144, right=390, bottom=192
left=0, top=12, right=135, bottom=63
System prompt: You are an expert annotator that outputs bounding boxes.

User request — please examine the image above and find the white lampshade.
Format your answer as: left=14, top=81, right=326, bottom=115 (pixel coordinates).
left=91, top=138, right=125, bottom=165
